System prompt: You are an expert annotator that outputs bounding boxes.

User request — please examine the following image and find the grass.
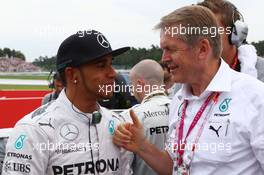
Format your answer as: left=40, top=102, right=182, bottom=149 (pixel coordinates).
left=0, top=84, right=50, bottom=90
left=0, top=75, right=49, bottom=80
left=0, top=74, right=50, bottom=90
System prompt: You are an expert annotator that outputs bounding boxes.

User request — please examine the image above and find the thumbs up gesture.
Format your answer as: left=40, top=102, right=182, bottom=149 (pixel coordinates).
left=113, top=110, right=145, bottom=153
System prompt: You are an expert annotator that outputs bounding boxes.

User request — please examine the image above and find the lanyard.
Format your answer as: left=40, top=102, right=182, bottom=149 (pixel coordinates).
left=174, top=92, right=220, bottom=166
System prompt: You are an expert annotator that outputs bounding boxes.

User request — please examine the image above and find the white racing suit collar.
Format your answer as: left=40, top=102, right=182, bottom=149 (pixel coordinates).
left=142, top=90, right=167, bottom=103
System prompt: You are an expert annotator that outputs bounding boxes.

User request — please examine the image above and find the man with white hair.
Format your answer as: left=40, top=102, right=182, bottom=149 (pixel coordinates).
left=120, top=59, right=171, bottom=175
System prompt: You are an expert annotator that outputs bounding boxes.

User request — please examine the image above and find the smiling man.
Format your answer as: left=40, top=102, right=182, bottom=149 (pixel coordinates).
left=113, top=5, right=264, bottom=175
left=2, top=30, right=132, bottom=175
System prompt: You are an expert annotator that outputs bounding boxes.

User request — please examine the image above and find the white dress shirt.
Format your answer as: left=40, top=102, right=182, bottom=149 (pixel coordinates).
left=166, top=59, right=264, bottom=175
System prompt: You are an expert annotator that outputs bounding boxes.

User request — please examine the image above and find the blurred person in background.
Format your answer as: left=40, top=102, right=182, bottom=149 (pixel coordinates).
left=198, top=0, right=264, bottom=82
left=98, top=72, right=134, bottom=109
left=42, top=72, right=64, bottom=105
left=120, top=59, right=171, bottom=175
left=0, top=137, right=8, bottom=174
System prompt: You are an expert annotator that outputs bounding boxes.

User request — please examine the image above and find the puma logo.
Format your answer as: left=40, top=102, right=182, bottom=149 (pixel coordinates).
left=39, top=118, right=55, bottom=129
left=209, top=125, right=222, bottom=137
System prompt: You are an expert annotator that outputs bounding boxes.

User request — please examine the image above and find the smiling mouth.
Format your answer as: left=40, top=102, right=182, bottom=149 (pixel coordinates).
left=168, top=65, right=179, bottom=73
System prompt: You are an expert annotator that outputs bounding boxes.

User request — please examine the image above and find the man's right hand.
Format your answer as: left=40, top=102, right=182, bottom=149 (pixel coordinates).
left=113, top=109, right=173, bottom=175
left=113, top=110, right=146, bottom=153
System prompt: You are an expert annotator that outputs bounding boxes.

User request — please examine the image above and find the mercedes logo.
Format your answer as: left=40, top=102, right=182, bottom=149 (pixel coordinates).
left=97, top=34, right=110, bottom=48
left=60, top=123, right=79, bottom=141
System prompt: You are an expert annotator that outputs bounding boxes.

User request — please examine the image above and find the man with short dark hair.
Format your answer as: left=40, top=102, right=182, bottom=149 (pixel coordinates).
left=2, top=30, right=132, bottom=175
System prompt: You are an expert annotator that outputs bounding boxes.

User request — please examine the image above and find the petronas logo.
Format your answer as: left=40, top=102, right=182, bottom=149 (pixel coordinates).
left=15, top=135, right=26, bottom=150
left=219, top=98, right=232, bottom=112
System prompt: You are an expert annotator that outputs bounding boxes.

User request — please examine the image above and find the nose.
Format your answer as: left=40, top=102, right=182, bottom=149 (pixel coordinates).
left=108, top=66, right=116, bottom=79
left=161, top=50, right=171, bottom=63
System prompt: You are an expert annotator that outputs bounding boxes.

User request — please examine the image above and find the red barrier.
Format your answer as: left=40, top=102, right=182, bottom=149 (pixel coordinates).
left=0, top=90, right=51, bottom=128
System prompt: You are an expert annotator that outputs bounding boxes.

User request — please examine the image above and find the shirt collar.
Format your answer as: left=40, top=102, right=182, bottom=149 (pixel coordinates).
left=178, top=58, right=232, bottom=101
left=57, top=88, right=72, bottom=110
left=141, top=90, right=167, bottom=103
left=57, top=89, right=96, bottom=121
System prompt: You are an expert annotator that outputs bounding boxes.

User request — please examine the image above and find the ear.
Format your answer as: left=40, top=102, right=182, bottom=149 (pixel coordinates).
left=65, top=67, right=79, bottom=84
left=197, top=38, right=211, bottom=60
left=137, top=78, right=145, bottom=87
